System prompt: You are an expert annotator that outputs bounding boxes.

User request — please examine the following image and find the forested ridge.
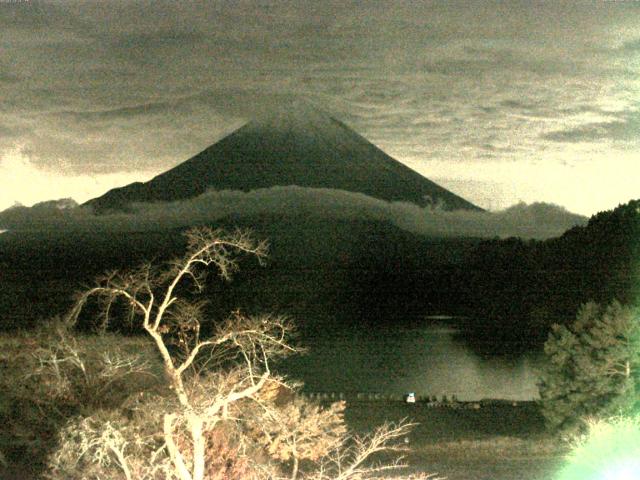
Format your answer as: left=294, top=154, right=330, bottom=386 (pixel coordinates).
left=458, top=199, right=640, bottom=354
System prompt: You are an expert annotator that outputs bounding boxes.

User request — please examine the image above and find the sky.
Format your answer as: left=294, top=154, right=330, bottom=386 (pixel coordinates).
left=1, top=0, right=639, bottom=216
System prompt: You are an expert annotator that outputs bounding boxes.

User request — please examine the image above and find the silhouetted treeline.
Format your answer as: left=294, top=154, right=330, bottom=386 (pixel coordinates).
left=456, top=199, right=640, bottom=355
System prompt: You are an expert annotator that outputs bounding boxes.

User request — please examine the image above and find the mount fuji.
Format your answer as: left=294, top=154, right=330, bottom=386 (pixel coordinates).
left=85, top=102, right=480, bottom=212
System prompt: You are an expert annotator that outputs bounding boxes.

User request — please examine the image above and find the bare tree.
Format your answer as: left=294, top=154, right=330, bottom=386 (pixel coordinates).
left=66, top=227, right=290, bottom=480
left=58, top=227, right=442, bottom=480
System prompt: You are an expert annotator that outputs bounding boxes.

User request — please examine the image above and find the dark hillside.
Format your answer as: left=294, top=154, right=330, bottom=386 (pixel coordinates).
left=457, top=199, right=640, bottom=355
left=0, top=216, right=477, bottom=332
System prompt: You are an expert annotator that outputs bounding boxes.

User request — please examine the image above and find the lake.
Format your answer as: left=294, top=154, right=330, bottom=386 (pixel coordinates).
left=278, top=323, right=542, bottom=401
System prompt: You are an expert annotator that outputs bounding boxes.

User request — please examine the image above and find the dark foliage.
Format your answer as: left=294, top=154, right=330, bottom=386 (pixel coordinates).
left=458, top=200, right=640, bottom=355
left=538, top=301, right=640, bottom=433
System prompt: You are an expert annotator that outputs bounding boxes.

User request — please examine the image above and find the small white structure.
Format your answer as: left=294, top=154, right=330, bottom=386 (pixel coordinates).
left=405, top=392, right=416, bottom=404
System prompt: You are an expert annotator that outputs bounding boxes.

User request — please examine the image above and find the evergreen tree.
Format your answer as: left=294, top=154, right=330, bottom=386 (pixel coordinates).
left=539, top=300, right=640, bottom=432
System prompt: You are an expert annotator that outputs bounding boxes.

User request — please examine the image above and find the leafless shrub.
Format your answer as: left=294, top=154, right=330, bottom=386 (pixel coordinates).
left=31, top=323, right=160, bottom=409
left=0, top=319, right=161, bottom=475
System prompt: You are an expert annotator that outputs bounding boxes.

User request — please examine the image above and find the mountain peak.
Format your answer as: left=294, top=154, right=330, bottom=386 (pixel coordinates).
left=241, top=101, right=336, bottom=133
left=85, top=102, right=481, bottom=213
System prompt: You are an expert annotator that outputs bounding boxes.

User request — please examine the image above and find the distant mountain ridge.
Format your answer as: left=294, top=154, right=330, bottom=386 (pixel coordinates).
left=85, top=102, right=480, bottom=212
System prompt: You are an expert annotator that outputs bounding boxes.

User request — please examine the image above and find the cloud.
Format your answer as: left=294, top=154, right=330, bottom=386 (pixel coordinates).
left=0, top=186, right=586, bottom=241
left=1, top=0, right=639, bottom=217
left=620, top=38, right=640, bottom=52
left=542, top=108, right=640, bottom=143
left=55, top=101, right=176, bottom=122
left=3, top=98, right=246, bottom=174
left=0, top=148, right=155, bottom=211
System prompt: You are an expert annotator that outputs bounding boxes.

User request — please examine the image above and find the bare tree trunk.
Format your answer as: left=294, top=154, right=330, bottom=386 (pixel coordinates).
left=290, top=456, right=299, bottom=480
left=188, top=413, right=205, bottom=480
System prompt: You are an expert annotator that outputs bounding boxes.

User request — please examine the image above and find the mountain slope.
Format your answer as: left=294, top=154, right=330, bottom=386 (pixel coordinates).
left=85, top=103, right=480, bottom=212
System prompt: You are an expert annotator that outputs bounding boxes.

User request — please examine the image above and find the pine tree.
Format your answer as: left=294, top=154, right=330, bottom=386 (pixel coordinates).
left=539, top=300, right=640, bottom=432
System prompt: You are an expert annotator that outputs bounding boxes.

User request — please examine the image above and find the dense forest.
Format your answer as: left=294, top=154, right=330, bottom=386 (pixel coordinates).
left=457, top=199, right=640, bottom=355
left=1, top=200, right=638, bottom=358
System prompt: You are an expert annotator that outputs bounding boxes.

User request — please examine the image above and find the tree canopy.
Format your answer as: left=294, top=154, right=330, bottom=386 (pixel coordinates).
left=539, top=300, right=640, bottom=432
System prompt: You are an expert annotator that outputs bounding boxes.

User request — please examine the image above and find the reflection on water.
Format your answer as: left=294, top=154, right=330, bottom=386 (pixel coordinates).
left=278, top=324, right=542, bottom=401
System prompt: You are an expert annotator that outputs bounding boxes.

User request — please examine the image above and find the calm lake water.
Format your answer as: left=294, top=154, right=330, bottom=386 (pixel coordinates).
left=278, top=324, right=542, bottom=401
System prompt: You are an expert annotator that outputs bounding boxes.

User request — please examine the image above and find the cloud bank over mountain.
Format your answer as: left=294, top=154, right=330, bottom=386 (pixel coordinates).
left=0, top=187, right=586, bottom=240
